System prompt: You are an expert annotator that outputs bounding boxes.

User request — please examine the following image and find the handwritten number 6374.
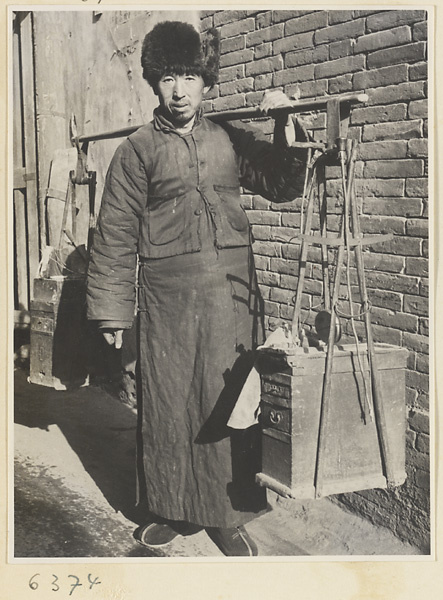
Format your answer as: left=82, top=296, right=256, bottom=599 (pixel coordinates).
left=29, top=573, right=101, bottom=595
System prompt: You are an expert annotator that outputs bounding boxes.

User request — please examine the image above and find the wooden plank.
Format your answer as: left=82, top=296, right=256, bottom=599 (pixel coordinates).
left=20, top=13, right=40, bottom=290
left=14, top=189, right=29, bottom=311
left=13, top=27, right=24, bottom=170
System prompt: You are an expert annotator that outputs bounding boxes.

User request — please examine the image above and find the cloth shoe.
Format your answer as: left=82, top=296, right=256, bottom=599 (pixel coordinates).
left=133, top=522, right=180, bottom=548
left=206, top=525, right=258, bottom=556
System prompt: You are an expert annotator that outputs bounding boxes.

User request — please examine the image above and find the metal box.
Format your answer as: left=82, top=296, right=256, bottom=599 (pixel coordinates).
left=256, top=343, right=408, bottom=499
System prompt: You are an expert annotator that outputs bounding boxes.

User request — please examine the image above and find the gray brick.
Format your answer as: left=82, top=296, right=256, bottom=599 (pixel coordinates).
left=366, top=272, right=420, bottom=294
left=274, top=64, right=314, bottom=86
left=272, top=10, right=314, bottom=23
left=246, top=23, right=284, bottom=47
left=328, top=10, right=354, bottom=25
left=264, top=300, right=280, bottom=318
left=273, top=31, right=314, bottom=55
left=366, top=10, right=427, bottom=32
left=409, top=410, right=430, bottom=434
left=212, top=94, right=245, bottom=112
left=413, top=21, right=428, bottom=41
left=404, top=294, right=428, bottom=317
left=354, top=65, right=408, bottom=90
left=408, top=139, right=428, bottom=158
left=220, top=35, right=245, bottom=55
left=315, top=55, right=364, bottom=79
left=367, top=235, right=422, bottom=257
left=416, top=433, right=430, bottom=454
left=355, top=178, right=406, bottom=197
left=351, top=103, right=407, bottom=125
left=403, top=332, right=429, bottom=354
left=255, top=73, right=273, bottom=91
left=354, top=26, right=412, bottom=54
left=200, top=16, right=214, bottom=30
left=419, top=317, right=429, bottom=336
left=365, top=82, right=426, bottom=106
left=362, top=197, right=422, bottom=217
left=220, top=49, right=254, bottom=68
left=285, top=11, right=328, bottom=35
left=358, top=140, right=408, bottom=160
left=405, top=257, right=428, bottom=277
left=371, top=324, right=402, bottom=345
left=329, top=39, right=352, bottom=60
left=245, top=55, right=283, bottom=76
left=270, top=257, right=300, bottom=276
left=328, top=75, right=353, bottom=95
left=220, top=77, right=254, bottom=96
left=353, top=10, right=383, bottom=18
left=295, top=79, right=328, bottom=99
left=406, top=178, right=428, bottom=198
left=254, top=255, right=270, bottom=270
left=364, top=159, right=423, bottom=179
left=285, top=46, right=328, bottom=68
left=213, top=10, right=249, bottom=26
left=415, top=393, right=429, bottom=412
left=409, top=99, right=428, bottom=119
left=256, top=11, right=273, bottom=29
left=218, top=64, right=245, bottom=83
left=367, top=42, right=426, bottom=69
left=364, top=252, right=404, bottom=273
left=406, top=217, right=428, bottom=237
left=409, top=62, right=427, bottom=81
left=359, top=214, right=405, bottom=235
left=245, top=91, right=264, bottom=107
left=253, top=240, right=282, bottom=257
left=220, top=17, right=255, bottom=39
left=315, top=19, right=365, bottom=45
left=363, top=120, right=422, bottom=141
left=367, top=289, right=402, bottom=311
left=370, top=307, right=418, bottom=333
left=255, top=43, right=272, bottom=60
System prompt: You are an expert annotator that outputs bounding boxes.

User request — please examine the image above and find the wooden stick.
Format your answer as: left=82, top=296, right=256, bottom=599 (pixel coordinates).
left=317, top=158, right=331, bottom=311
left=348, top=146, right=396, bottom=486
left=76, top=93, right=369, bottom=144
left=290, top=163, right=318, bottom=339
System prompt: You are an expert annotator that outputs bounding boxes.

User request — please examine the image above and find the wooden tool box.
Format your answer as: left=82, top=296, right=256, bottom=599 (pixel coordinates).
left=29, top=277, right=90, bottom=389
left=256, top=343, right=408, bottom=499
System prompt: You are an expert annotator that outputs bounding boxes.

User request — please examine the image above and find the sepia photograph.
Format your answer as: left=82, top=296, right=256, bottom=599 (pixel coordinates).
left=10, top=5, right=432, bottom=568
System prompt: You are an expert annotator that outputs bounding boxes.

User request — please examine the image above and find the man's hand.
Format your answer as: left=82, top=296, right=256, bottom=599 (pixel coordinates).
left=259, top=89, right=296, bottom=146
left=259, top=89, right=293, bottom=115
left=102, top=329, right=124, bottom=349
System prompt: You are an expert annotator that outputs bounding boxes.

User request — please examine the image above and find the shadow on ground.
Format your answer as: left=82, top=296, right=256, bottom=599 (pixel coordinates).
left=14, top=368, right=146, bottom=527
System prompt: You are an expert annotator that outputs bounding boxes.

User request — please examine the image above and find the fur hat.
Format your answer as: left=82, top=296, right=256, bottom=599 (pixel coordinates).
left=141, top=21, right=220, bottom=89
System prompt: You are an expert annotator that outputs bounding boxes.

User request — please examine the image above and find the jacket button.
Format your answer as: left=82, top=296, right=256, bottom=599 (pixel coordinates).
left=194, top=208, right=203, bottom=216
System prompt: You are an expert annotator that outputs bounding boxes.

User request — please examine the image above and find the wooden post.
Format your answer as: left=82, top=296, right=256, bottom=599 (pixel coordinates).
left=13, top=23, right=29, bottom=310
left=19, top=13, right=40, bottom=294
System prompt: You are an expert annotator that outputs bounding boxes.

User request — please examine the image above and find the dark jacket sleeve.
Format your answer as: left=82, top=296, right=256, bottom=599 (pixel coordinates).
left=86, top=139, right=148, bottom=326
left=221, top=118, right=308, bottom=202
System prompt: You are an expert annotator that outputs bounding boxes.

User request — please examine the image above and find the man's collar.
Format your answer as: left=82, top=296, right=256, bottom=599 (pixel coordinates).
left=153, top=106, right=203, bottom=133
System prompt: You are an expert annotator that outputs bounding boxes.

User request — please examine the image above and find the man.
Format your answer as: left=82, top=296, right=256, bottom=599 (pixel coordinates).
left=87, top=20, right=306, bottom=556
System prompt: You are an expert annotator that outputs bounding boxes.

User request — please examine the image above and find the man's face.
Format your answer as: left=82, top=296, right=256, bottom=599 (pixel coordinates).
left=156, top=73, right=209, bottom=127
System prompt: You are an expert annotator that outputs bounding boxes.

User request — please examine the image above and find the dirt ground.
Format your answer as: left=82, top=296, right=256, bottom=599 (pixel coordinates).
left=12, top=367, right=422, bottom=559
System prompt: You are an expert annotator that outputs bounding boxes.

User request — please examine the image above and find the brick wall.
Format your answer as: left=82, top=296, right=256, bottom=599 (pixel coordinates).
left=200, top=9, right=430, bottom=552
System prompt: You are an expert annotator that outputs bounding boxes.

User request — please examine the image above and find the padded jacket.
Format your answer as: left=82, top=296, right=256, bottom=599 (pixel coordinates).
left=87, top=108, right=306, bottom=328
